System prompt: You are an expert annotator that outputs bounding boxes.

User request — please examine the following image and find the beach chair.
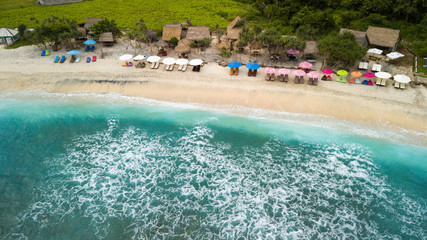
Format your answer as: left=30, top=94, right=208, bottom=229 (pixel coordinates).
left=326, top=75, right=332, bottom=81
left=196, top=65, right=201, bottom=72
left=92, top=56, right=96, bottom=62
left=341, top=77, right=347, bottom=83
left=85, top=46, right=90, bottom=52
left=271, top=74, right=276, bottom=81
left=313, top=78, right=318, bottom=86
left=380, top=79, right=387, bottom=86
left=86, top=57, right=91, bottom=63
left=265, top=74, right=270, bottom=81
left=60, top=56, right=66, bottom=63
left=248, top=69, right=253, bottom=77
left=400, top=83, right=406, bottom=89
left=308, top=78, right=313, bottom=85
left=362, top=80, right=368, bottom=85
left=154, top=62, right=160, bottom=69
left=150, top=62, right=155, bottom=69
left=349, top=78, right=355, bottom=83
left=165, top=64, right=169, bottom=70
left=70, top=55, right=76, bottom=63
left=230, top=68, right=235, bottom=75
left=277, top=74, right=284, bottom=82
left=234, top=68, right=239, bottom=75
left=90, top=46, right=95, bottom=52
left=41, top=50, right=46, bottom=56
left=181, top=64, right=187, bottom=72
left=75, top=56, right=81, bottom=63
left=372, top=64, right=381, bottom=72
left=46, top=50, right=50, bottom=56
left=394, top=81, right=400, bottom=88
left=367, top=80, right=374, bottom=86
left=53, top=56, right=59, bottom=63
left=128, top=62, right=133, bottom=67
left=299, top=76, right=304, bottom=84
left=169, top=64, right=174, bottom=71
left=376, top=78, right=382, bottom=85
left=294, top=76, right=299, bottom=84
left=335, top=76, right=341, bottom=82
left=178, top=65, right=183, bottom=71
left=253, top=69, right=257, bottom=77
left=321, top=75, right=327, bottom=81
left=284, top=75, right=288, bottom=82
left=355, top=78, right=361, bottom=84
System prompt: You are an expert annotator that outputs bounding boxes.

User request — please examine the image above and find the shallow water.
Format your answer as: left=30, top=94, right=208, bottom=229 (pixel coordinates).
left=0, top=92, right=426, bottom=239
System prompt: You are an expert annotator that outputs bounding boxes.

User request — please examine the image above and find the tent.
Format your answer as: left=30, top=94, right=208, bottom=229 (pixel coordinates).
left=0, top=28, right=19, bottom=46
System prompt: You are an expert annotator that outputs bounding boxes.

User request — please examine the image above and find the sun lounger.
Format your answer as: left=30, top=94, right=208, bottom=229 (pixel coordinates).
left=90, top=46, right=95, bottom=52
left=326, top=75, right=332, bottom=81
left=394, top=81, right=400, bottom=88
left=248, top=69, right=252, bottom=77
left=60, top=56, right=66, bottom=63
left=70, top=55, right=76, bottom=63
left=85, top=46, right=90, bottom=52
left=178, top=65, right=183, bottom=71
left=169, top=64, right=174, bottom=71
left=266, top=74, right=270, bottom=81
left=294, top=76, right=299, bottom=84
left=234, top=68, right=239, bottom=75
left=41, top=50, right=46, bottom=56
left=165, top=64, right=169, bottom=70
left=283, top=74, right=288, bottom=82
left=46, top=50, right=50, bottom=56
left=150, top=62, right=155, bottom=69
left=321, top=75, right=327, bottom=81
left=181, top=64, right=187, bottom=72
left=230, top=68, right=235, bottom=75
left=380, top=79, right=387, bottom=86
left=372, top=64, right=381, bottom=72
left=308, top=78, right=313, bottom=85
left=155, top=62, right=160, bottom=69
left=335, top=77, right=341, bottom=82
left=92, top=56, right=96, bottom=62
left=128, top=62, right=133, bottom=67
left=54, top=56, right=59, bottom=63
left=341, top=77, right=347, bottom=83
left=313, top=78, right=318, bottom=86
left=367, top=80, right=374, bottom=86
left=355, top=78, right=361, bottom=84
left=86, top=57, right=91, bottom=63
left=349, top=78, right=355, bottom=83
left=299, top=76, right=304, bottom=84
left=358, top=62, right=368, bottom=70
left=376, top=78, right=382, bottom=85
left=271, top=74, right=276, bottom=81
left=196, top=65, right=201, bottom=72
left=277, top=74, right=284, bottom=81
left=400, top=83, right=406, bottom=89
left=253, top=69, right=257, bottom=77
left=362, top=80, right=368, bottom=85
left=75, top=56, right=80, bottom=63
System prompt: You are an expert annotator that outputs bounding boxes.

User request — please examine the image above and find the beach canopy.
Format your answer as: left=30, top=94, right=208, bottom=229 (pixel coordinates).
left=307, top=71, right=320, bottom=79
left=277, top=68, right=290, bottom=75
left=287, top=49, right=299, bottom=55
left=364, top=72, right=375, bottom=78
left=133, top=55, right=146, bottom=61
left=227, top=62, right=242, bottom=68
left=0, top=27, right=18, bottom=38
left=162, top=57, right=176, bottom=65
left=337, top=70, right=348, bottom=76
left=386, top=52, right=404, bottom=59
left=299, top=61, right=313, bottom=69
left=393, top=74, right=411, bottom=83
left=292, top=69, right=306, bottom=76
left=246, top=62, right=261, bottom=70
left=375, top=72, right=391, bottom=79
left=176, top=59, right=189, bottom=65
left=351, top=71, right=363, bottom=77
left=322, top=69, right=333, bottom=75
left=119, top=54, right=133, bottom=61
left=367, top=48, right=383, bottom=55
left=83, top=39, right=96, bottom=45
left=189, top=59, right=203, bottom=66
left=264, top=67, right=277, bottom=74
left=147, top=56, right=161, bottom=63
left=67, top=50, right=81, bottom=55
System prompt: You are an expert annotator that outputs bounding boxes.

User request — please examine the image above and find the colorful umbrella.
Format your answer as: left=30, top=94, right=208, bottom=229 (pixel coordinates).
left=351, top=71, right=363, bottom=77
left=364, top=72, right=375, bottom=78
left=189, top=59, right=203, bottom=66
left=120, top=54, right=133, bottom=61
left=393, top=74, right=411, bottom=83
left=299, top=61, right=313, bottom=69
left=307, top=71, right=320, bottom=79
left=227, top=62, right=242, bottom=68
left=277, top=68, right=290, bottom=75
left=375, top=72, right=391, bottom=79
left=66, top=50, right=81, bottom=55
left=322, top=69, right=333, bottom=74
left=147, top=56, right=160, bottom=62
left=83, top=40, right=96, bottom=45
left=264, top=67, right=277, bottom=74
left=287, top=49, right=299, bottom=55
left=246, top=62, right=261, bottom=70
left=386, top=52, right=404, bottom=59
left=292, top=70, right=306, bottom=76
left=367, top=48, right=383, bottom=55
left=337, top=70, right=348, bottom=76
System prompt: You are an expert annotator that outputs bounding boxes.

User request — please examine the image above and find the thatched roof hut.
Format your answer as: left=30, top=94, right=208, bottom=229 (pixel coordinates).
left=186, top=26, right=211, bottom=41
left=250, top=41, right=261, bottom=50
left=154, top=39, right=168, bottom=48
left=226, top=16, right=243, bottom=41
left=84, top=18, right=105, bottom=30
left=216, top=40, right=231, bottom=50
left=339, top=28, right=368, bottom=47
left=366, top=26, right=400, bottom=51
left=303, top=41, right=319, bottom=57
left=162, top=24, right=182, bottom=41
left=77, top=27, right=87, bottom=40
left=174, top=38, right=191, bottom=53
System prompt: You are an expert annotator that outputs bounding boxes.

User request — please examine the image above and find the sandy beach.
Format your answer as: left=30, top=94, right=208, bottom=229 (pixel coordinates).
left=0, top=43, right=426, bottom=133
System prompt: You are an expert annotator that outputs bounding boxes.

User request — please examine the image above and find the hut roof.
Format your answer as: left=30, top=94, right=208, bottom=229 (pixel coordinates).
left=216, top=40, right=231, bottom=50
left=99, top=32, right=114, bottom=42
left=174, top=38, right=192, bottom=53
left=77, top=27, right=87, bottom=37
left=366, top=26, right=400, bottom=48
left=250, top=41, right=261, bottom=50
left=186, top=26, right=210, bottom=41
left=147, top=29, right=157, bottom=38
left=339, top=28, right=367, bottom=47
left=84, top=18, right=105, bottom=30
left=0, top=28, right=18, bottom=38
left=226, top=16, right=243, bottom=40
left=303, top=41, right=319, bottom=55
left=154, top=39, right=168, bottom=47
left=162, top=24, right=182, bottom=41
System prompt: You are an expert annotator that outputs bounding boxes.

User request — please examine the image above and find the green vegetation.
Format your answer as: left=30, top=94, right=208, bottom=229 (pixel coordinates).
left=190, top=38, right=211, bottom=48
left=31, top=16, right=81, bottom=49
left=319, top=32, right=366, bottom=66
left=221, top=47, right=232, bottom=58
left=89, top=19, right=121, bottom=37
left=0, top=0, right=35, bottom=11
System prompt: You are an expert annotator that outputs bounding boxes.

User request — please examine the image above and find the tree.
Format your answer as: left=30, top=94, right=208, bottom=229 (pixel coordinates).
left=258, top=28, right=282, bottom=54
left=89, top=19, right=121, bottom=37
left=17, top=24, right=27, bottom=40
left=319, top=32, right=366, bottom=66
left=126, top=19, right=148, bottom=53
left=31, top=16, right=81, bottom=49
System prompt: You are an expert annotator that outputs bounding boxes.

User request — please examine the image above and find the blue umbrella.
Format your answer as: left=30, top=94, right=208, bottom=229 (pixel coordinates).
left=67, top=50, right=81, bottom=55
left=246, top=62, right=260, bottom=70
left=83, top=39, right=97, bottom=45
left=227, top=62, right=242, bottom=68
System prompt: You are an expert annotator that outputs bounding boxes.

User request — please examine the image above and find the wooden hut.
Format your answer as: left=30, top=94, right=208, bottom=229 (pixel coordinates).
left=226, top=16, right=243, bottom=42
left=186, top=26, right=211, bottom=41
left=339, top=28, right=368, bottom=47
left=0, top=28, right=18, bottom=45
left=99, top=32, right=114, bottom=46
left=174, top=38, right=192, bottom=58
left=162, top=24, right=182, bottom=41
left=303, top=41, right=319, bottom=59
left=84, top=18, right=105, bottom=30
left=366, top=26, right=400, bottom=52
left=146, top=29, right=157, bottom=43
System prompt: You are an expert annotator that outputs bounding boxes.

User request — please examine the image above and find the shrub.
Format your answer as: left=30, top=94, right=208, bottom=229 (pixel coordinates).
left=221, top=46, right=232, bottom=58
left=170, top=36, right=179, bottom=45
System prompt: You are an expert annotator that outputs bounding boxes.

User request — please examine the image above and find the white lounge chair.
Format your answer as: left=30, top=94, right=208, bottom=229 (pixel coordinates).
left=178, top=64, right=183, bottom=71
left=165, top=64, right=169, bottom=70
left=75, top=56, right=81, bottom=63
left=394, top=81, right=400, bottom=88
left=181, top=64, right=187, bottom=72
left=154, top=62, right=160, bottom=69
left=169, top=64, right=174, bottom=71
left=380, top=79, right=387, bottom=86
left=151, top=62, right=155, bottom=69
left=376, top=78, right=382, bottom=85
left=358, top=61, right=368, bottom=70
left=372, top=64, right=381, bottom=72
left=400, top=83, right=406, bottom=89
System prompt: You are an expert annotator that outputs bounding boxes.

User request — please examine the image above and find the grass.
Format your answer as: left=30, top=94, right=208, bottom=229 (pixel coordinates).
left=4, top=39, right=33, bottom=49
left=0, top=0, right=247, bottom=30
left=416, top=57, right=427, bottom=76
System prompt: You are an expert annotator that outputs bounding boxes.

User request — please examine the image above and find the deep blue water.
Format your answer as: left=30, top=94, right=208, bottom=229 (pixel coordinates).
left=0, top=93, right=426, bottom=239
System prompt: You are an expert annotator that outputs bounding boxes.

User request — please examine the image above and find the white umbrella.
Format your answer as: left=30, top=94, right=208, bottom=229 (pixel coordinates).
left=176, top=59, right=189, bottom=65
left=375, top=72, right=391, bottom=79
left=189, top=59, right=203, bottom=66
left=393, top=74, right=411, bottom=83
left=386, top=52, right=404, bottom=59
left=162, top=57, right=176, bottom=65
left=367, top=48, right=383, bottom=55
left=147, top=56, right=161, bottom=63
left=133, top=55, right=146, bottom=61
left=119, top=54, right=133, bottom=61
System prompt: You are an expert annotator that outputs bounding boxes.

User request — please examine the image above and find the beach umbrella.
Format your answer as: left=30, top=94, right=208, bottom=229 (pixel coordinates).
left=292, top=69, right=306, bottom=76
left=322, top=69, right=333, bottom=75
left=299, top=61, right=313, bottom=69
left=337, top=70, right=348, bottom=76
left=351, top=71, right=363, bottom=77
left=189, top=59, right=203, bottom=66
left=375, top=72, right=391, bottom=79
left=386, top=52, right=404, bottom=59
left=133, top=55, right=146, bottom=61
left=277, top=68, right=290, bottom=75
left=162, top=57, right=176, bottom=65
left=176, top=59, right=189, bottom=65
left=264, top=67, right=277, bottom=74
left=227, top=62, right=242, bottom=68
left=364, top=72, right=375, bottom=78
left=119, top=54, right=133, bottom=61
left=67, top=50, right=81, bottom=55
left=287, top=49, right=300, bottom=55
left=83, top=39, right=96, bottom=45
left=307, top=71, right=320, bottom=79
left=147, top=55, right=161, bottom=63
left=393, top=74, right=411, bottom=83
left=246, top=62, right=261, bottom=70
left=367, top=48, right=383, bottom=55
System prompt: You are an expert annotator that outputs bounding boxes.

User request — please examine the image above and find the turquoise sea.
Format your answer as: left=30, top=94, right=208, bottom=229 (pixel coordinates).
left=0, top=92, right=426, bottom=239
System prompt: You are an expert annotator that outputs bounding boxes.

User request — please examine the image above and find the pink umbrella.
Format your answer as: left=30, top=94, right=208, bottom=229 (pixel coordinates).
left=322, top=69, right=333, bottom=75
left=292, top=70, right=306, bottom=76
left=287, top=49, right=300, bottom=55
left=307, top=71, right=320, bottom=79
left=277, top=68, right=290, bottom=75
left=299, top=61, right=313, bottom=69
left=364, top=72, right=375, bottom=78
left=263, top=67, right=277, bottom=74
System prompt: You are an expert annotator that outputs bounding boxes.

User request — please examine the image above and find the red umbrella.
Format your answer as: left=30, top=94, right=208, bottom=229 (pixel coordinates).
left=322, top=69, right=333, bottom=75
left=364, top=72, right=375, bottom=78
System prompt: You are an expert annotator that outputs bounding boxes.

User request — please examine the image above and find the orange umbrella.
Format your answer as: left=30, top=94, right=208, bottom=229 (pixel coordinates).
left=351, top=71, right=363, bottom=77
